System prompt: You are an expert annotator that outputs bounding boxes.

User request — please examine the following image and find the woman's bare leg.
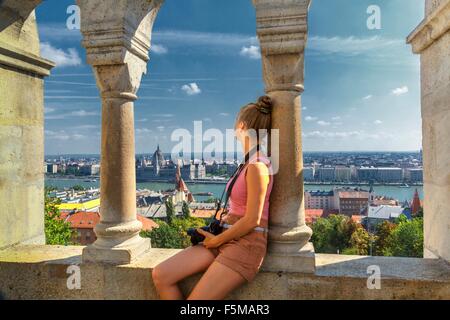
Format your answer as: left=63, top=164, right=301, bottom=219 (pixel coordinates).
left=187, top=261, right=247, bottom=300
left=152, top=245, right=216, bottom=300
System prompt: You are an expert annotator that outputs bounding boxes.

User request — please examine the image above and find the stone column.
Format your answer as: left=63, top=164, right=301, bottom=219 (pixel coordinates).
left=0, top=1, right=54, bottom=249
left=407, top=0, right=450, bottom=262
left=78, top=0, right=163, bottom=264
left=252, top=0, right=315, bottom=273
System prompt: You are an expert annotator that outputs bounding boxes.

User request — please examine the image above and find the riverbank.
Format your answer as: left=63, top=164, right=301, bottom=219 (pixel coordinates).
left=45, top=177, right=424, bottom=202
left=46, top=175, right=423, bottom=187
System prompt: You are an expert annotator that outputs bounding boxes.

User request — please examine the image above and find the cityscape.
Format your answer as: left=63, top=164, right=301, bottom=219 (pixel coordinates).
left=2, top=0, right=449, bottom=303
left=44, top=148, right=424, bottom=250
left=45, top=149, right=424, bottom=185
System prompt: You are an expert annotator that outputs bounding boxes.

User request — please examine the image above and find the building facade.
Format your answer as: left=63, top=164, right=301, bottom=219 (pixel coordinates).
left=334, top=166, right=351, bottom=182
left=305, top=190, right=335, bottom=210
left=337, top=190, right=370, bottom=216
left=376, top=168, right=403, bottom=182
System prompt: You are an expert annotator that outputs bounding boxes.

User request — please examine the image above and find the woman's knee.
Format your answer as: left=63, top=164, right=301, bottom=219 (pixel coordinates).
left=152, top=264, right=169, bottom=287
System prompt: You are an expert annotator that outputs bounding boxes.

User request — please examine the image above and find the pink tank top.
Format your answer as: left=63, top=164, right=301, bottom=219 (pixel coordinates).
left=225, top=154, right=273, bottom=221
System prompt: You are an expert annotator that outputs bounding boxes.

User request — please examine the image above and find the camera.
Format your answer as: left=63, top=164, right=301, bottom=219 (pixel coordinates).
left=186, top=219, right=223, bottom=246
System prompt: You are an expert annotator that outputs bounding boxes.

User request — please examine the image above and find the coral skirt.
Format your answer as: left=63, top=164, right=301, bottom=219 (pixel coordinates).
left=207, top=213, right=268, bottom=282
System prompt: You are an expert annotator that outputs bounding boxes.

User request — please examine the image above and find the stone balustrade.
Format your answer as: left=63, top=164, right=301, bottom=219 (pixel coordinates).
left=0, top=245, right=449, bottom=299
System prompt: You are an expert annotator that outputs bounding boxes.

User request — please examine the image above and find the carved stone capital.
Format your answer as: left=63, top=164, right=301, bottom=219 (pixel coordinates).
left=407, top=0, right=450, bottom=54
left=92, top=54, right=147, bottom=100
left=0, top=0, right=42, bottom=32
left=77, top=0, right=163, bottom=98
left=252, top=0, right=311, bottom=92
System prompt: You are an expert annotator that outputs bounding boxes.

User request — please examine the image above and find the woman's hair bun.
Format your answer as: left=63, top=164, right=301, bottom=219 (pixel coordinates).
left=255, top=95, right=273, bottom=114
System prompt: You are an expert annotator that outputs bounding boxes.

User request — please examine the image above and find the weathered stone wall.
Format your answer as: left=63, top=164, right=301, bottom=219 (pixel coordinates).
left=408, top=0, right=450, bottom=261
left=0, top=8, right=54, bottom=249
left=1, top=246, right=449, bottom=300
left=426, top=0, right=447, bottom=14
left=421, top=28, right=450, bottom=261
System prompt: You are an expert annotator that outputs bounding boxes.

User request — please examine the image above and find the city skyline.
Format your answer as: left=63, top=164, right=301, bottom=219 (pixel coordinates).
left=39, top=0, right=424, bottom=154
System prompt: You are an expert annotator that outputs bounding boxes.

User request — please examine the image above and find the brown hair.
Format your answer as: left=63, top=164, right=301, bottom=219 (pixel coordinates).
left=235, top=95, right=273, bottom=153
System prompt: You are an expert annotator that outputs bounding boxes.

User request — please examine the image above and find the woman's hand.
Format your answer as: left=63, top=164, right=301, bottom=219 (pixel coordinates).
left=197, top=229, right=223, bottom=249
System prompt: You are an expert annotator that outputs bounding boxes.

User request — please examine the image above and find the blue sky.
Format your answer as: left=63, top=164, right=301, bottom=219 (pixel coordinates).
left=36, top=0, right=425, bottom=155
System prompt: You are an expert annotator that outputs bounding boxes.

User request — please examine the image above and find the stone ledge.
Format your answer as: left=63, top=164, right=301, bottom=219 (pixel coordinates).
left=0, top=40, right=54, bottom=76
left=0, top=245, right=449, bottom=299
left=407, top=0, right=450, bottom=53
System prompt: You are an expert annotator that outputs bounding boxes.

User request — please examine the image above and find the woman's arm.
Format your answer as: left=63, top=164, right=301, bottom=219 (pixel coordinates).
left=198, top=162, right=270, bottom=249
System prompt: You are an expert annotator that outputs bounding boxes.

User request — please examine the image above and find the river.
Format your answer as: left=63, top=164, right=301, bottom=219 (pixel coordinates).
left=45, top=177, right=423, bottom=202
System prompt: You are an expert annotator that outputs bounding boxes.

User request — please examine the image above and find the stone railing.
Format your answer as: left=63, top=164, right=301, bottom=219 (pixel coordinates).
left=0, top=245, right=449, bottom=299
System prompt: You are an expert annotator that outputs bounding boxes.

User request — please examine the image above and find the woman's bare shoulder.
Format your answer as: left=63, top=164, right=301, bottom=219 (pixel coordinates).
left=247, top=161, right=270, bottom=177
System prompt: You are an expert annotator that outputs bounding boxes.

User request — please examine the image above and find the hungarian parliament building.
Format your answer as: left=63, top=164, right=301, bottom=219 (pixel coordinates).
left=135, top=145, right=208, bottom=182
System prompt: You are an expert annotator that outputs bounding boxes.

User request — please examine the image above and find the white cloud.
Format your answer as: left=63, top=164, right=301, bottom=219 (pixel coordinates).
left=181, top=83, right=201, bottom=96
left=72, top=134, right=86, bottom=140
left=305, top=116, right=318, bottom=121
left=44, top=107, right=55, bottom=114
left=302, top=106, right=308, bottom=110
left=157, top=126, right=165, bottom=131
left=136, top=128, right=153, bottom=135
left=72, top=124, right=100, bottom=130
left=374, top=120, right=383, bottom=125
left=39, top=23, right=82, bottom=42
left=151, top=44, right=168, bottom=54
left=363, top=95, right=373, bottom=100
left=136, top=118, right=148, bottom=123
left=45, top=130, right=86, bottom=141
left=303, top=131, right=361, bottom=139
left=40, top=42, right=81, bottom=67
left=153, top=30, right=258, bottom=47
left=317, top=120, right=331, bottom=126
left=219, top=112, right=230, bottom=116
left=240, top=45, right=261, bottom=59
left=70, top=110, right=99, bottom=117
left=45, top=109, right=99, bottom=120
left=392, top=86, right=409, bottom=96
left=302, top=130, right=394, bottom=140
left=154, top=113, right=174, bottom=118
left=332, top=116, right=341, bottom=121
left=309, top=36, right=402, bottom=56
left=307, top=36, right=419, bottom=67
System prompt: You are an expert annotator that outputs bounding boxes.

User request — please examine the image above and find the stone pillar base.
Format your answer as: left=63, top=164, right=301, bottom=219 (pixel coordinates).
left=262, top=242, right=315, bottom=274
left=82, top=236, right=151, bottom=265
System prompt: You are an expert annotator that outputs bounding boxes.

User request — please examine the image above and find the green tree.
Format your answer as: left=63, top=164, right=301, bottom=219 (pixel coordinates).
left=44, top=194, right=74, bottom=245
left=165, top=197, right=175, bottom=225
left=373, top=220, right=396, bottom=256
left=311, top=214, right=357, bottom=253
left=394, top=213, right=409, bottom=224
left=182, top=201, right=191, bottom=219
left=141, top=220, right=184, bottom=248
left=383, top=217, right=423, bottom=257
left=347, top=226, right=371, bottom=255
left=72, top=185, right=85, bottom=191
left=141, top=216, right=205, bottom=249
left=310, top=217, right=333, bottom=252
left=171, top=216, right=206, bottom=247
left=328, top=215, right=357, bottom=253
